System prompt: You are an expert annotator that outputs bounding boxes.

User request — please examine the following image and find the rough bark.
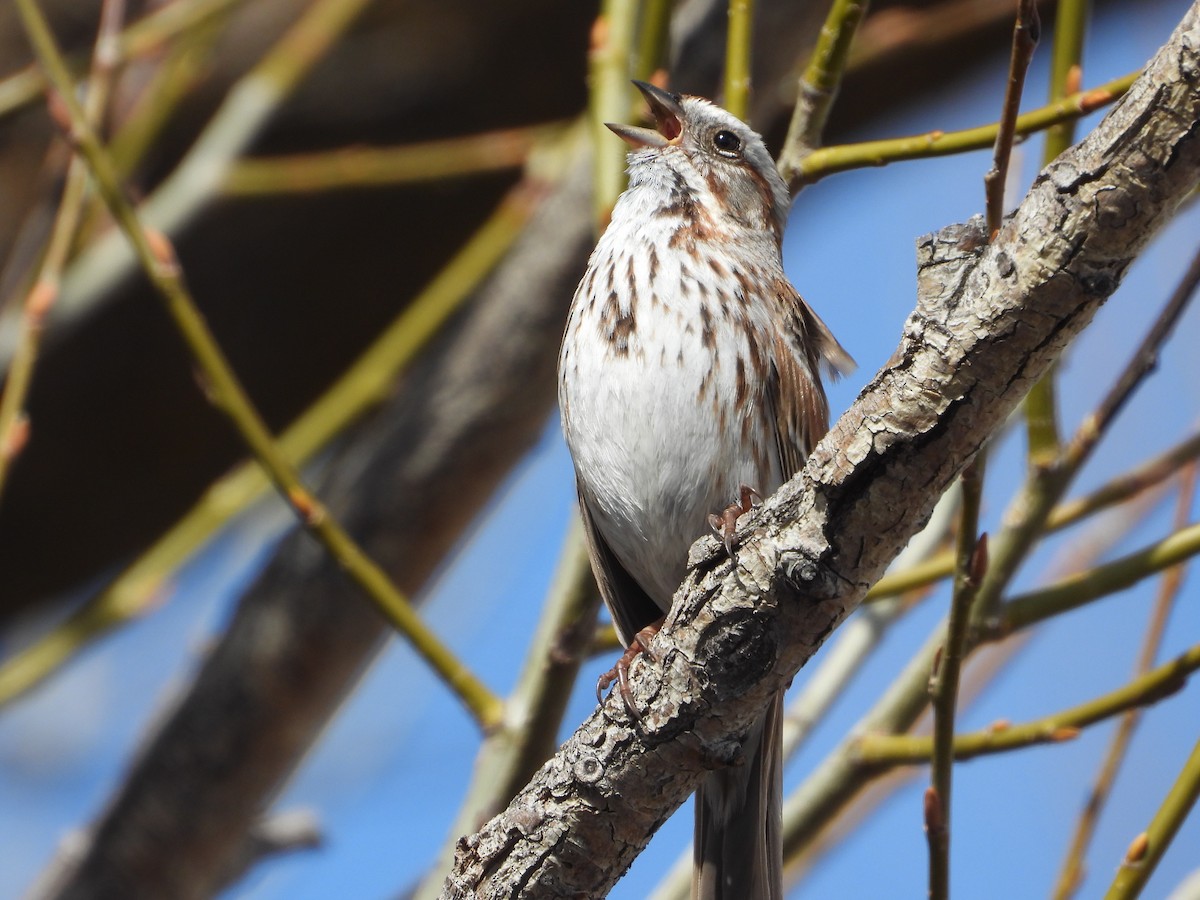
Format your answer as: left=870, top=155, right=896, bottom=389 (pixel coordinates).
left=444, top=5, right=1200, bottom=896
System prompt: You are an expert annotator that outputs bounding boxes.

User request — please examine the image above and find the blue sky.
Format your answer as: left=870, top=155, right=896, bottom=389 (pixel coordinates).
left=2, top=2, right=1199, bottom=898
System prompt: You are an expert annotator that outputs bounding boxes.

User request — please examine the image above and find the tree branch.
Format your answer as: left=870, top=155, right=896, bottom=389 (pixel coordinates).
left=1052, top=463, right=1198, bottom=900
left=792, top=69, right=1135, bottom=185
left=445, top=5, right=1200, bottom=895
left=864, top=426, right=1200, bottom=601
left=856, top=642, right=1200, bottom=766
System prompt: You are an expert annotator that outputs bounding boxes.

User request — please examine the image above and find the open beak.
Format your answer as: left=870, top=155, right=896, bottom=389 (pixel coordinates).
left=605, top=80, right=684, bottom=149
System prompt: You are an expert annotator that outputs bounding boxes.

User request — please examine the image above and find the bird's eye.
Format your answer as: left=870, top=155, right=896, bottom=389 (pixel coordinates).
left=712, top=130, right=742, bottom=156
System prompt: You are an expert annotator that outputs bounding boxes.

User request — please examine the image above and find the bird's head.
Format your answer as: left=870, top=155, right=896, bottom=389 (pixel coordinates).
left=606, top=80, right=791, bottom=241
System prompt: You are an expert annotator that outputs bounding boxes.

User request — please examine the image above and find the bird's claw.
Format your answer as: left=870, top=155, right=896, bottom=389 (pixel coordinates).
left=709, top=483, right=762, bottom=560
left=596, top=620, right=663, bottom=720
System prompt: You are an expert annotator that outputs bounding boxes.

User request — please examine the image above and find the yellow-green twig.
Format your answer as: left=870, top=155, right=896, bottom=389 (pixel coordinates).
left=55, top=0, right=379, bottom=332
left=1049, top=431, right=1200, bottom=532
left=589, top=0, right=640, bottom=225
left=107, top=9, right=229, bottom=182
left=1044, top=0, right=1090, bottom=162
left=792, top=70, right=1136, bottom=185
left=0, top=0, right=242, bottom=122
left=118, top=0, right=242, bottom=57
left=777, top=225, right=1200, bottom=888
left=779, top=476, right=1179, bottom=888
left=0, top=167, right=547, bottom=709
left=782, top=203, right=1200, bottom=894
left=633, top=0, right=672, bottom=82
left=1053, top=464, right=1197, bottom=900
left=13, top=0, right=503, bottom=729
left=223, top=125, right=560, bottom=195
left=0, top=0, right=125, bottom=504
left=724, top=0, right=754, bottom=120
left=972, top=238, right=1200, bottom=627
left=778, top=0, right=870, bottom=182
left=866, top=428, right=1200, bottom=602
left=415, top=516, right=601, bottom=900
left=993, top=520, right=1200, bottom=639
left=856, top=644, right=1200, bottom=767
left=0, top=64, right=45, bottom=120
left=1103, top=736, right=1200, bottom=899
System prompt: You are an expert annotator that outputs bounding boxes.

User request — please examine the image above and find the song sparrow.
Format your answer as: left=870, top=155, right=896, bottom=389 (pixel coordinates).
left=558, top=81, right=852, bottom=899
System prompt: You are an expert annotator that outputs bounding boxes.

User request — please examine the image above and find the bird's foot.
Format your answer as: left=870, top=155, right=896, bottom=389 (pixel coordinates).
left=707, top=483, right=763, bottom=558
left=596, top=619, right=663, bottom=720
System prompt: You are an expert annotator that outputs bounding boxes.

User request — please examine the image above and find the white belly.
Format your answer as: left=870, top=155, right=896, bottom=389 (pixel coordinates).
left=559, top=227, right=784, bottom=607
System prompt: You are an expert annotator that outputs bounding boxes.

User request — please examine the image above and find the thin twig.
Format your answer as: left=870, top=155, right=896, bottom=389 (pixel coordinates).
left=856, top=643, right=1200, bottom=767
left=778, top=0, right=870, bottom=182
left=0, top=0, right=125, bottom=503
left=1044, top=0, right=1090, bottom=162
left=928, top=6, right=1041, bottom=883
left=12, top=0, right=503, bottom=729
left=1078, top=245, right=1200, bottom=449
left=223, top=125, right=558, bottom=195
left=0, top=158, right=559, bottom=707
left=724, top=0, right=755, bottom=119
left=989, top=234, right=1200, bottom=623
left=781, top=497, right=1188, bottom=879
left=118, top=0, right=242, bottom=58
left=783, top=476, right=1170, bottom=897
left=0, top=0, right=242, bottom=122
left=589, top=0, right=640, bottom=225
left=652, top=489, right=961, bottom=900
left=1053, top=464, right=1198, bottom=900
left=974, top=240, right=1200, bottom=626
left=35, top=0, right=379, bottom=362
left=985, top=0, right=1040, bottom=238
left=633, top=0, right=673, bottom=82
left=107, top=8, right=230, bottom=182
left=784, top=44, right=1200, bottom=875
left=867, top=428, right=1200, bottom=602
left=1049, top=430, right=1200, bottom=530
left=209, top=808, right=323, bottom=894
left=793, top=70, right=1135, bottom=185
left=788, top=486, right=960, bottom=761
left=0, top=64, right=45, bottom=122
left=589, top=621, right=622, bottom=656
left=1103, top=736, right=1200, bottom=899
left=992, top=519, right=1200, bottom=638
left=927, top=457, right=986, bottom=900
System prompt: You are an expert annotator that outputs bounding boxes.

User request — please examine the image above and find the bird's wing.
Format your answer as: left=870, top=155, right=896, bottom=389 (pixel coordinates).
left=576, top=480, right=665, bottom=647
left=768, top=280, right=855, bottom=480
left=798, top=289, right=856, bottom=383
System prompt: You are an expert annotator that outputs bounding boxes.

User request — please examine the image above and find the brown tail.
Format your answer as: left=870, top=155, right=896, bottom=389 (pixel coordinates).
left=692, top=692, right=784, bottom=900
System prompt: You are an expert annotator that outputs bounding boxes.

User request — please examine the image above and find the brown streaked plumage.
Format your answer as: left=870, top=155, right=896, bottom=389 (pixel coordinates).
left=558, top=81, right=853, bottom=900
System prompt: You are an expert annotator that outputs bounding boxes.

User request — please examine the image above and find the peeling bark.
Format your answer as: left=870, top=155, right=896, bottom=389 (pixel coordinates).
left=445, top=4, right=1200, bottom=896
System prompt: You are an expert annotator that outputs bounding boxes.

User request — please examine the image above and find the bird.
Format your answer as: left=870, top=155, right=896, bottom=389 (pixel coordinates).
left=558, top=80, right=853, bottom=899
